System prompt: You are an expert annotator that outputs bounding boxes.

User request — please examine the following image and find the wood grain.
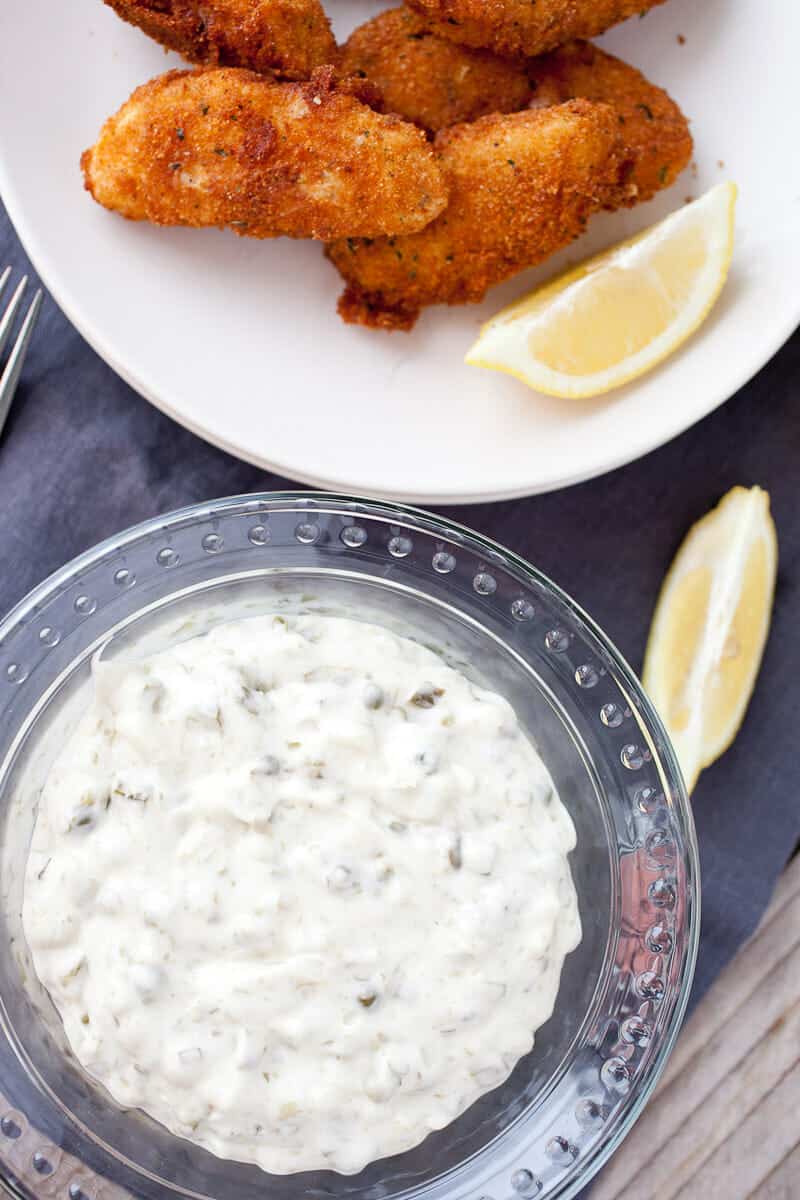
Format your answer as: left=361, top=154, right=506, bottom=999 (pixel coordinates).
left=752, top=1142, right=800, bottom=1199
left=593, top=855, right=800, bottom=1200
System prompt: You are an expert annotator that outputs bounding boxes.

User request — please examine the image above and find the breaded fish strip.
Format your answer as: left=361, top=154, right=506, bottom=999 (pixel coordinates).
left=405, top=0, right=667, bottom=59
left=338, top=7, right=532, bottom=132
left=341, top=17, right=691, bottom=205
left=326, top=100, right=625, bottom=330
left=527, top=40, right=692, bottom=204
left=103, top=0, right=336, bottom=81
left=81, top=68, right=448, bottom=241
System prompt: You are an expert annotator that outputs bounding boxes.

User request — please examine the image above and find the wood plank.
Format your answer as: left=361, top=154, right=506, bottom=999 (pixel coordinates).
left=592, top=920, right=800, bottom=1198
left=593, top=982, right=800, bottom=1199
left=750, top=1141, right=800, bottom=1199
left=592, top=856, right=800, bottom=1200
left=673, top=1059, right=800, bottom=1198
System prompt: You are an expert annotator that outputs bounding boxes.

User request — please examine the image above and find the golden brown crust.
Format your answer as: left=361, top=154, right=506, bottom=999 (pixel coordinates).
left=326, top=99, right=625, bottom=330
left=82, top=67, right=448, bottom=241
left=337, top=17, right=691, bottom=206
left=526, top=41, right=692, bottom=205
left=338, top=7, right=532, bottom=133
left=103, top=0, right=337, bottom=80
left=405, top=0, right=667, bottom=59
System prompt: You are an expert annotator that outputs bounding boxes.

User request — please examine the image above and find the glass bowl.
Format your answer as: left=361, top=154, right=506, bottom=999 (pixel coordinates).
left=0, top=493, right=699, bottom=1200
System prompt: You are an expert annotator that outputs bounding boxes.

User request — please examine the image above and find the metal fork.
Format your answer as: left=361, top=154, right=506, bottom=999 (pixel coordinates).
left=0, top=267, right=43, bottom=439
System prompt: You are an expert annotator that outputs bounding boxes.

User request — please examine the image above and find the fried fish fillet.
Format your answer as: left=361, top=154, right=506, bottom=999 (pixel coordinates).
left=326, top=100, right=625, bottom=330
left=405, top=0, right=668, bottom=59
left=81, top=68, right=448, bottom=241
left=341, top=15, right=691, bottom=205
left=338, top=7, right=532, bottom=132
left=103, top=0, right=336, bottom=80
left=526, top=40, right=691, bottom=204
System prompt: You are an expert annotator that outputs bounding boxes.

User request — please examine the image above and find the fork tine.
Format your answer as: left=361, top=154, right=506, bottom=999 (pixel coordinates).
left=0, top=274, right=28, bottom=362
left=0, top=267, right=11, bottom=302
left=0, top=289, right=43, bottom=437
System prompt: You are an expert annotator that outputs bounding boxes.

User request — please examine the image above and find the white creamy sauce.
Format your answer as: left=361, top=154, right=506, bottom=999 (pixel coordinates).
left=23, top=614, right=580, bottom=1175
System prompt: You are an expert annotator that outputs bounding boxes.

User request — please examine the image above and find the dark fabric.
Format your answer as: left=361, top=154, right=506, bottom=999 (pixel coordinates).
left=1, top=200, right=798, bottom=1019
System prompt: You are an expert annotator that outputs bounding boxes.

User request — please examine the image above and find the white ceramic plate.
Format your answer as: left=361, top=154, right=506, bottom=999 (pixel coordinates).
left=0, top=1, right=798, bottom=503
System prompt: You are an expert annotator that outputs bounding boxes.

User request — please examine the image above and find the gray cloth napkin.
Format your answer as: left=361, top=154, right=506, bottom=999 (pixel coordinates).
left=1, top=196, right=798, bottom=1066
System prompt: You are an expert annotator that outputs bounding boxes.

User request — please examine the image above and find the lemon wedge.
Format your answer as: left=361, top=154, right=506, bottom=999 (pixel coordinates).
left=465, top=181, right=737, bottom=398
left=642, top=486, right=777, bottom=794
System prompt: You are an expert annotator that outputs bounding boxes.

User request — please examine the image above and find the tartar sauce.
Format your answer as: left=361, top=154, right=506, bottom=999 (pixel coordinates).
left=23, top=613, right=580, bottom=1174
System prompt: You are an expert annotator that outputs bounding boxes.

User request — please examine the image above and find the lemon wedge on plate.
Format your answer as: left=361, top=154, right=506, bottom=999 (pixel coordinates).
left=465, top=181, right=737, bottom=398
left=642, top=486, right=777, bottom=794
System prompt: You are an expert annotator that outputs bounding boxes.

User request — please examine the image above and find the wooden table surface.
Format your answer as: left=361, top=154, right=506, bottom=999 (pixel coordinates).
left=593, top=854, right=800, bottom=1200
